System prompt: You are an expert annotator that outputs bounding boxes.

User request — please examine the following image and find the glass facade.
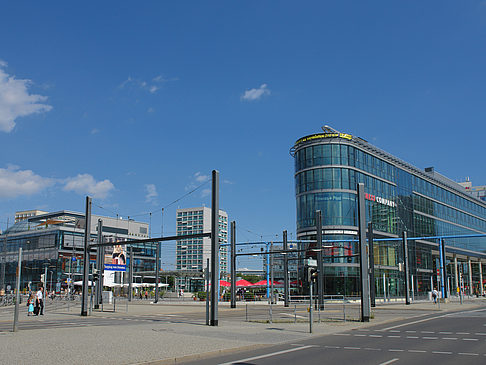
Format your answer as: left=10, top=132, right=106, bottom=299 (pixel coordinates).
left=293, top=131, right=486, bottom=297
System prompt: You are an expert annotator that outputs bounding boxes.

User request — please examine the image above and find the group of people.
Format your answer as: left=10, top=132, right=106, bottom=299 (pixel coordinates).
left=27, top=286, right=44, bottom=316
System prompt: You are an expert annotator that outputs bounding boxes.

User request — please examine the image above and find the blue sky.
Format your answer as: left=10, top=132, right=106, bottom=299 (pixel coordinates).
left=0, top=1, right=485, bottom=267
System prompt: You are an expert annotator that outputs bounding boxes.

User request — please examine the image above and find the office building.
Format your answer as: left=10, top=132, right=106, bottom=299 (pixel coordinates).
left=0, top=210, right=153, bottom=293
left=291, top=126, right=486, bottom=297
left=176, top=207, right=228, bottom=291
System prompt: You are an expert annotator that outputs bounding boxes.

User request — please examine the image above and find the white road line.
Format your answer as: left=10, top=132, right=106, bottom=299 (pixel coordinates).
left=380, top=308, right=486, bottom=331
left=378, top=358, right=399, bottom=365
left=475, top=333, right=486, bottom=335
left=406, top=336, right=419, bottom=339
left=389, top=330, right=400, bottom=333
left=365, top=348, right=382, bottom=351
left=439, top=331, right=452, bottom=334
left=387, top=335, right=401, bottom=338
left=421, top=331, right=434, bottom=334
left=458, top=353, right=479, bottom=356
left=432, top=351, right=452, bottom=355
left=217, top=345, right=316, bottom=365
left=443, top=337, right=458, bottom=340
left=325, top=346, right=341, bottom=349
left=388, top=349, right=404, bottom=352
left=423, top=337, right=438, bottom=340
left=369, top=335, right=383, bottom=338
left=335, top=333, right=351, bottom=336
left=280, top=313, right=306, bottom=319
left=408, top=350, right=426, bottom=353
left=405, top=330, right=416, bottom=333
left=463, top=338, right=478, bottom=341
left=343, top=347, right=361, bottom=350
left=354, top=334, right=367, bottom=337
left=456, top=332, right=470, bottom=335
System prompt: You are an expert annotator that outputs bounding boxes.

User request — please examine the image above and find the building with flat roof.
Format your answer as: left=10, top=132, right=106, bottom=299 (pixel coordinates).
left=175, top=207, right=228, bottom=292
left=291, top=126, right=486, bottom=298
left=14, top=210, right=48, bottom=223
left=460, top=179, right=486, bottom=202
left=0, top=210, right=154, bottom=294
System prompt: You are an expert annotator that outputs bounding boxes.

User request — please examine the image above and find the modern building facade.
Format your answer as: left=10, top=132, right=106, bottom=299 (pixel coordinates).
left=460, top=179, right=486, bottom=202
left=291, top=126, right=486, bottom=298
left=176, top=207, right=228, bottom=291
left=0, top=210, right=154, bottom=294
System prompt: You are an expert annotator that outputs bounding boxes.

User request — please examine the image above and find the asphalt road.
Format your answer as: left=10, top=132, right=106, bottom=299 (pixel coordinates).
left=185, top=305, right=486, bottom=365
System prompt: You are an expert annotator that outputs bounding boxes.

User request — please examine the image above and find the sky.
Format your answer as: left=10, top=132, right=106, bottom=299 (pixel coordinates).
left=0, top=1, right=485, bottom=268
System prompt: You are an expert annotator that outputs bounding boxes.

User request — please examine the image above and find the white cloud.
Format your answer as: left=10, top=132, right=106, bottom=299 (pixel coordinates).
left=0, top=165, right=53, bottom=198
left=201, top=188, right=211, bottom=198
left=119, top=74, right=177, bottom=95
left=0, top=61, right=52, bottom=132
left=91, top=128, right=100, bottom=135
left=241, top=83, right=270, bottom=101
left=194, top=172, right=209, bottom=183
left=63, top=174, right=115, bottom=199
left=149, top=86, right=158, bottom=94
left=145, top=184, right=158, bottom=203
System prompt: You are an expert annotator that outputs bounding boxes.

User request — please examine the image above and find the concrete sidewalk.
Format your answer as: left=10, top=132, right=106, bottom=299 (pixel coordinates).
left=0, top=298, right=483, bottom=365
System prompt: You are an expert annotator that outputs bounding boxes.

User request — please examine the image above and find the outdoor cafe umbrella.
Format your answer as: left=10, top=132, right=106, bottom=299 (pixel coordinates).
left=253, top=280, right=283, bottom=287
left=208, top=280, right=231, bottom=287
left=235, top=279, right=254, bottom=287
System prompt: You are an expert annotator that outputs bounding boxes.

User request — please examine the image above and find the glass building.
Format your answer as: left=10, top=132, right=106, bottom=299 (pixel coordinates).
left=291, top=126, right=486, bottom=298
left=0, top=211, right=154, bottom=294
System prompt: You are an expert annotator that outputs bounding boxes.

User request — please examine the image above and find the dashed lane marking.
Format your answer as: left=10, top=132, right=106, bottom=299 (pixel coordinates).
left=463, top=338, right=479, bottom=341
left=408, top=350, right=426, bottom=353
left=378, top=358, right=399, bottom=365
left=388, top=349, right=404, bottom=352
left=422, top=337, right=438, bottom=340
left=443, top=338, right=458, bottom=340
left=217, top=345, right=316, bottom=365
left=432, top=351, right=453, bottom=355
left=458, top=353, right=479, bottom=356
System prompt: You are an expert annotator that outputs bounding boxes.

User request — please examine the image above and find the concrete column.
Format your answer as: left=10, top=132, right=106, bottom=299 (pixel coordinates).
left=454, top=255, right=459, bottom=296
left=468, top=258, right=473, bottom=296
left=479, top=260, right=483, bottom=297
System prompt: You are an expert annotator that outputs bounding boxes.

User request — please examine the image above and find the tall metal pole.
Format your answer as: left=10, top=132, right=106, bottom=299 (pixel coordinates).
left=205, top=258, right=210, bottom=325
left=402, top=231, right=411, bottom=305
left=270, top=242, right=274, bottom=304
left=309, top=280, right=313, bottom=333
left=230, top=221, right=236, bottom=308
left=210, top=170, right=219, bottom=326
left=316, top=210, right=324, bottom=310
left=283, top=230, right=289, bottom=307
left=468, top=258, right=473, bottom=296
left=357, top=183, right=370, bottom=322
left=368, top=222, right=376, bottom=307
left=1, top=219, right=7, bottom=293
left=95, top=219, right=102, bottom=309
left=81, top=196, right=92, bottom=316
left=13, top=247, right=22, bottom=332
left=440, top=238, right=448, bottom=298
left=479, top=260, right=483, bottom=297
left=128, top=246, right=133, bottom=302
left=154, top=242, right=160, bottom=303
left=266, top=241, right=270, bottom=299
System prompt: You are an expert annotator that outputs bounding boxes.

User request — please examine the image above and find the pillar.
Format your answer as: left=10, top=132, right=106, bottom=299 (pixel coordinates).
left=479, top=260, right=483, bottom=297
left=468, top=258, right=473, bottom=296
left=454, top=255, right=459, bottom=296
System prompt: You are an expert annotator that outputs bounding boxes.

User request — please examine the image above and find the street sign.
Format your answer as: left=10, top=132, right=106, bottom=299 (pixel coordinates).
left=306, top=258, right=317, bottom=267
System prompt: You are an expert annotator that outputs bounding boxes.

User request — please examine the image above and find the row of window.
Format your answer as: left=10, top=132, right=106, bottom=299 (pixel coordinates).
left=295, top=143, right=397, bottom=182
left=295, top=167, right=396, bottom=197
left=413, top=194, right=486, bottom=232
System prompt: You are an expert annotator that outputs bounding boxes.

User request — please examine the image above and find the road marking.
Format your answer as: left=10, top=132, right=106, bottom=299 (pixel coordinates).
left=432, top=351, right=452, bottom=355
left=423, top=337, right=438, bottom=340
left=389, top=330, right=400, bottom=333
left=463, top=338, right=478, bottom=341
left=443, top=337, right=458, bottom=340
left=421, top=331, right=434, bottom=334
left=379, top=358, right=399, bottom=365
left=406, top=336, right=419, bottom=339
left=405, top=330, right=416, bottom=333
left=343, top=347, right=361, bottom=350
left=458, top=353, right=479, bottom=356
left=354, top=334, right=367, bottom=337
left=439, top=331, right=452, bottom=334
left=380, top=308, right=486, bottom=331
left=364, top=348, right=381, bottom=351
left=335, top=333, right=351, bottom=336
left=324, top=346, right=340, bottom=349
left=217, top=345, right=316, bottom=365
left=388, top=349, right=404, bottom=352
left=475, top=333, right=486, bottom=335
left=280, top=313, right=306, bottom=319
left=369, top=335, right=383, bottom=338
left=456, top=332, right=470, bottom=335
left=408, top=350, right=426, bottom=353
left=387, top=335, right=401, bottom=338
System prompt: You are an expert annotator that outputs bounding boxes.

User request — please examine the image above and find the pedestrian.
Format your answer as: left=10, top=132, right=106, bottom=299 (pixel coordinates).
left=27, top=295, right=34, bottom=316
left=145, top=290, right=148, bottom=300
left=36, top=286, right=44, bottom=315
left=432, top=288, right=438, bottom=304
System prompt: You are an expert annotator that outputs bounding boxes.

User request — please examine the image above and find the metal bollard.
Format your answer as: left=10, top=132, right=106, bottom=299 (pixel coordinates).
left=245, top=303, right=248, bottom=322
left=294, top=304, right=297, bottom=323
left=269, top=302, right=273, bottom=323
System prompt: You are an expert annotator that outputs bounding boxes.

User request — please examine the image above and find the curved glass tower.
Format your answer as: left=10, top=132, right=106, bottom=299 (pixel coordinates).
left=291, top=126, right=486, bottom=297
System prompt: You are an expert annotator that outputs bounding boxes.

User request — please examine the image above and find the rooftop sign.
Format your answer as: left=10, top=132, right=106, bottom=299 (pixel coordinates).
left=294, top=132, right=352, bottom=146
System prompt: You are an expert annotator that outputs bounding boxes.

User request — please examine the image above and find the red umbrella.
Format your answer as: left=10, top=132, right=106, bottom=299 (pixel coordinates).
left=253, top=280, right=283, bottom=286
left=235, top=279, right=254, bottom=287
left=209, top=280, right=231, bottom=287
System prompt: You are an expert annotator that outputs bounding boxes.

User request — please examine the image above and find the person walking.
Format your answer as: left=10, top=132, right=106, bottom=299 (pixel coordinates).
left=36, top=286, right=44, bottom=315
left=432, top=288, right=439, bottom=304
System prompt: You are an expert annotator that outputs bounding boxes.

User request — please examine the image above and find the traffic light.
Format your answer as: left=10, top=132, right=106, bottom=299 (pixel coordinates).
left=308, top=267, right=318, bottom=283
left=92, top=269, right=99, bottom=281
